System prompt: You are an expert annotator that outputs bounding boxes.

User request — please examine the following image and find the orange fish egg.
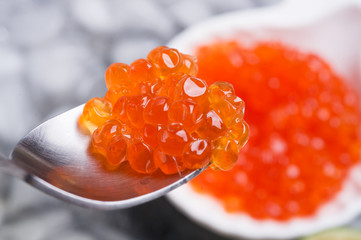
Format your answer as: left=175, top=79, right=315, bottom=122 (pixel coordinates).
left=80, top=46, right=249, bottom=175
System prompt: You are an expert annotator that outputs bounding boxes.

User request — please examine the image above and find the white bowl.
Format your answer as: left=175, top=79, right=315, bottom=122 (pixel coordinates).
left=167, top=0, right=361, bottom=239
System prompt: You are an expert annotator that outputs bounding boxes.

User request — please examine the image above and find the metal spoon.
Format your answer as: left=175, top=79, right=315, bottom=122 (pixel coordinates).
left=0, top=105, right=206, bottom=210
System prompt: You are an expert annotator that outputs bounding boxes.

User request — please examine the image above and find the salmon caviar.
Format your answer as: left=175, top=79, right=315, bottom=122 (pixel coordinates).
left=191, top=41, right=361, bottom=220
left=80, top=46, right=249, bottom=175
left=79, top=97, right=112, bottom=133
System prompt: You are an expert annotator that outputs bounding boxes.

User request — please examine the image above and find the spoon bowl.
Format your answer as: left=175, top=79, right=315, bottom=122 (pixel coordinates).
left=0, top=105, right=206, bottom=210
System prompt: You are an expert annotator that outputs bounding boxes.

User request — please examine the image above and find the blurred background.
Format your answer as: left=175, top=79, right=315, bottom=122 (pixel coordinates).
left=0, top=0, right=360, bottom=239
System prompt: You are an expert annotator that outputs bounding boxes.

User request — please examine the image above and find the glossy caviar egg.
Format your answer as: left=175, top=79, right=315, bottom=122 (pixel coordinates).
left=126, top=94, right=151, bottom=128
left=104, top=88, right=124, bottom=105
left=107, top=136, right=127, bottom=166
left=168, top=99, right=203, bottom=132
left=129, top=59, right=157, bottom=84
left=112, top=96, right=129, bottom=123
left=231, top=96, right=246, bottom=117
left=208, top=81, right=236, bottom=103
left=211, top=136, right=239, bottom=171
left=158, top=123, right=190, bottom=156
left=174, top=76, right=208, bottom=103
left=154, top=150, right=185, bottom=175
left=229, top=116, right=250, bottom=148
left=183, top=139, right=212, bottom=169
left=80, top=46, right=249, bottom=175
left=147, top=46, right=183, bottom=77
left=157, top=73, right=187, bottom=97
left=105, top=63, right=130, bottom=90
left=142, top=124, right=160, bottom=149
left=127, top=140, right=157, bottom=174
left=91, top=120, right=123, bottom=156
left=196, top=110, right=227, bottom=140
left=143, top=96, right=170, bottom=125
left=208, top=82, right=245, bottom=127
left=81, top=97, right=112, bottom=133
left=178, top=54, right=198, bottom=76
left=211, top=100, right=240, bottom=128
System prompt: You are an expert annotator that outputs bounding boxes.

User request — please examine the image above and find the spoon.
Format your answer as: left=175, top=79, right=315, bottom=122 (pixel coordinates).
left=0, top=105, right=206, bottom=210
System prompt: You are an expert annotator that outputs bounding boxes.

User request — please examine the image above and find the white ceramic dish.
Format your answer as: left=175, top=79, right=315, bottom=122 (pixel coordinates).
left=167, top=0, right=361, bottom=239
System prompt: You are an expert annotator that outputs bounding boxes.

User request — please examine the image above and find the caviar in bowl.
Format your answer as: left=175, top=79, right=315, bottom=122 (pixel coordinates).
left=167, top=0, right=361, bottom=239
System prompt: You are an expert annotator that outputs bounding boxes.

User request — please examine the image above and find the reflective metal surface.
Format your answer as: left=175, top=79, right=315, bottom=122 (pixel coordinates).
left=0, top=105, right=206, bottom=210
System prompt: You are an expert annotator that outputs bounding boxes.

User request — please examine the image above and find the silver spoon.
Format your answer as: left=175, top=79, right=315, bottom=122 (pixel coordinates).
left=0, top=105, right=206, bottom=210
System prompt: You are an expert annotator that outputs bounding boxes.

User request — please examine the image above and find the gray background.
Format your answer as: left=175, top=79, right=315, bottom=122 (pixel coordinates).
left=0, top=0, right=360, bottom=239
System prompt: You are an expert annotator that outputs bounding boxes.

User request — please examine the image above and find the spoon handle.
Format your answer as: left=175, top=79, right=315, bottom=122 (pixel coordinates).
left=0, top=152, right=27, bottom=179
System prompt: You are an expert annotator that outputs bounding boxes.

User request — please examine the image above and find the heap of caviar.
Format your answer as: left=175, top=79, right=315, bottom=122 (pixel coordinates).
left=79, top=46, right=249, bottom=175
left=191, top=41, right=361, bottom=220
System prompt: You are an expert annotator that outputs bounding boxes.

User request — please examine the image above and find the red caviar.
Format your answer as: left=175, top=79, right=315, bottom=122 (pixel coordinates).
left=191, top=41, right=361, bottom=220
left=79, top=46, right=249, bottom=175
